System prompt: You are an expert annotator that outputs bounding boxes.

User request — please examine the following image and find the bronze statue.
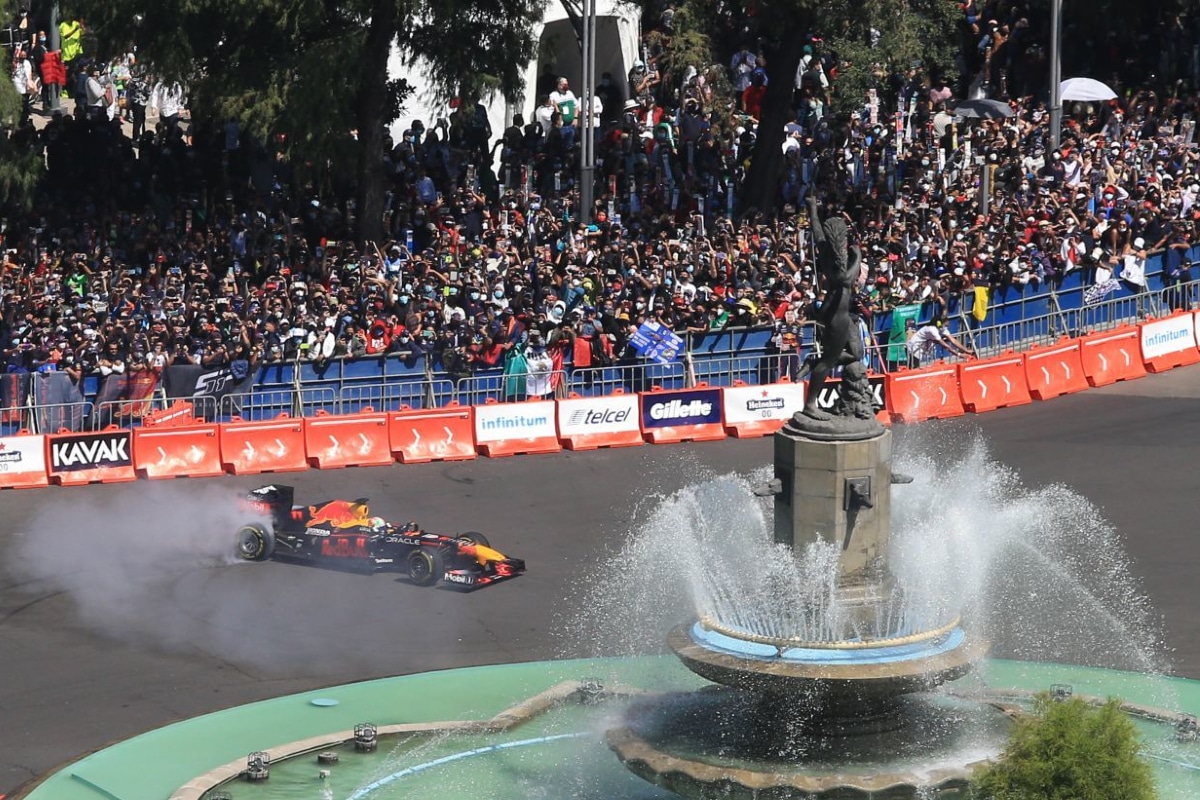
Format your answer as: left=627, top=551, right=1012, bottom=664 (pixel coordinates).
left=801, top=196, right=874, bottom=422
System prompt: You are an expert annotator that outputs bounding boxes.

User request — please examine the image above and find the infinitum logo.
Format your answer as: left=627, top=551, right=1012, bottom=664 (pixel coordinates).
left=480, top=415, right=548, bottom=431
left=1145, top=327, right=1192, bottom=349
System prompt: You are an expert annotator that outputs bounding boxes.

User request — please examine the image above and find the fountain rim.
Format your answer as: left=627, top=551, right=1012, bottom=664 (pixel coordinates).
left=697, top=613, right=963, bottom=651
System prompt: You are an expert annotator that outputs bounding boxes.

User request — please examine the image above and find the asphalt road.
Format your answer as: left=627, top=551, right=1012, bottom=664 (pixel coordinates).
left=3, top=366, right=1200, bottom=794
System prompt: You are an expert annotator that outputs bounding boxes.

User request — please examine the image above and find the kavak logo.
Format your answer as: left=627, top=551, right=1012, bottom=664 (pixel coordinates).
left=50, top=432, right=132, bottom=471
left=814, top=377, right=886, bottom=411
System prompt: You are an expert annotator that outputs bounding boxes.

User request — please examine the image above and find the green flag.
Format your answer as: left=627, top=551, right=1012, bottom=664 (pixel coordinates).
left=888, top=305, right=921, bottom=363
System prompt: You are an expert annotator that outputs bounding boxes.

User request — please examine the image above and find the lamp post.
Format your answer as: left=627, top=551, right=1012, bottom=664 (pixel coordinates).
left=1048, top=0, right=1062, bottom=150
left=578, top=0, right=596, bottom=224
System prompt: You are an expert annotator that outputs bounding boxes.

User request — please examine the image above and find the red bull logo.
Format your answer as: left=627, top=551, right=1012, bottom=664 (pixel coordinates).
left=307, top=499, right=372, bottom=529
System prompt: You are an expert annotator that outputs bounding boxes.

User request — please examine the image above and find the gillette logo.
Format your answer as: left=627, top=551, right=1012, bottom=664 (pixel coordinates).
left=649, top=399, right=712, bottom=420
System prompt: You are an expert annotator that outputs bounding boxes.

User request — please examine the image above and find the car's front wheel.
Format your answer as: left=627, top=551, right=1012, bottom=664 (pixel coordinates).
left=236, top=523, right=275, bottom=562
left=407, top=549, right=445, bottom=586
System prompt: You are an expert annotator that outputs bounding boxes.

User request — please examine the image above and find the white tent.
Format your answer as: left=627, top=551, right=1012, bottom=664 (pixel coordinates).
left=1060, top=77, right=1117, bottom=103
left=387, top=0, right=641, bottom=148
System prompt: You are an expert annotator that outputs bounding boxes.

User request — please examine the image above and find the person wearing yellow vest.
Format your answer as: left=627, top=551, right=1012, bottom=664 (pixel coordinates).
left=58, top=18, right=84, bottom=74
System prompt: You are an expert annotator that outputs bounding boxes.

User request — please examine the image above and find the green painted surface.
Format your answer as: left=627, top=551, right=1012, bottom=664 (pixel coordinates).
left=19, top=658, right=1200, bottom=800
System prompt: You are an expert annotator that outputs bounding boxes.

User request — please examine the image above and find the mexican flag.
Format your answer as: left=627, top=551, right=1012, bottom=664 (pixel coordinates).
left=888, top=304, right=921, bottom=362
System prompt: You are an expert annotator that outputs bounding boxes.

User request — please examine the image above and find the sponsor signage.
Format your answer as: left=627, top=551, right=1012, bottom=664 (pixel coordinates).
left=722, top=383, right=807, bottom=424
left=49, top=430, right=132, bottom=472
left=640, top=388, right=723, bottom=428
left=0, top=435, right=46, bottom=474
left=811, top=375, right=886, bottom=413
left=557, top=394, right=640, bottom=436
left=474, top=400, right=558, bottom=443
left=1143, top=315, right=1197, bottom=360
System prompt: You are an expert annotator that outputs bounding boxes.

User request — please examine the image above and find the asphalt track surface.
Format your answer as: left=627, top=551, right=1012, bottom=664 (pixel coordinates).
left=4, top=366, right=1200, bottom=795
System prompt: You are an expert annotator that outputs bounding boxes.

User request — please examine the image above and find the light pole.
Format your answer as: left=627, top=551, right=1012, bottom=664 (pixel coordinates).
left=1048, top=0, right=1062, bottom=150
left=578, top=0, right=596, bottom=224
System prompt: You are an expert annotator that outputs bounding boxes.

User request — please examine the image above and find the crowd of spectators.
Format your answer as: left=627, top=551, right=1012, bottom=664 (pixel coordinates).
left=4, top=5, right=1200, bottom=385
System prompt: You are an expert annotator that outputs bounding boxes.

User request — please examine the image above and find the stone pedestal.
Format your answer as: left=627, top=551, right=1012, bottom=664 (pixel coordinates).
left=773, top=427, right=893, bottom=586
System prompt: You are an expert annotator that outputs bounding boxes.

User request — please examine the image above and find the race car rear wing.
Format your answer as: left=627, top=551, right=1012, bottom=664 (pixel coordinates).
left=243, top=484, right=296, bottom=527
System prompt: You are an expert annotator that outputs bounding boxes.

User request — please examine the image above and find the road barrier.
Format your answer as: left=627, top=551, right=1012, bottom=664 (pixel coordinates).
left=1140, top=312, right=1200, bottom=373
left=957, top=353, right=1033, bottom=413
left=473, top=399, right=561, bottom=457
left=388, top=404, right=477, bottom=463
left=885, top=364, right=965, bottom=423
left=133, top=423, right=224, bottom=479
left=304, top=409, right=393, bottom=469
left=46, top=427, right=137, bottom=485
left=721, top=380, right=806, bottom=438
left=639, top=384, right=726, bottom=444
left=219, top=415, right=308, bottom=474
left=1078, top=327, right=1147, bottom=387
left=556, top=391, right=643, bottom=450
left=1022, top=340, right=1089, bottom=401
left=0, top=431, right=49, bottom=489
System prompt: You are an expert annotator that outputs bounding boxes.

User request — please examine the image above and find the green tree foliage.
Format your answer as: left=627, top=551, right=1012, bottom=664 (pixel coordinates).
left=72, top=0, right=543, bottom=243
left=0, top=0, right=43, bottom=208
left=973, top=694, right=1158, bottom=800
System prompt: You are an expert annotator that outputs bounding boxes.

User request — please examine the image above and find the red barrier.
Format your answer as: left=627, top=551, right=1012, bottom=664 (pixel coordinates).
left=957, top=353, right=1032, bottom=413
left=46, top=427, right=137, bottom=485
left=640, top=384, right=726, bottom=444
left=473, top=399, right=561, bottom=457
left=133, top=423, right=224, bottom=479
left=721, top=380, right=807, bottom=437
left=1078, top=327, right=1147, bottom=387
left=1023, top=340, right=1089, bottom=400
left=305, top=408, right=393, bottom=469
left=885, top=364, right=965, bottom=423
left=142, top=400, right=196, bottom=428
left=1139, top=312, right=1200, bottom=373
left=556, top=391, right=643, bottom=450
left=388, top=404, right=477, bottom=463
left=219, top=415, right=308, bottom=474
left=0, top=431, right=49, bottom=489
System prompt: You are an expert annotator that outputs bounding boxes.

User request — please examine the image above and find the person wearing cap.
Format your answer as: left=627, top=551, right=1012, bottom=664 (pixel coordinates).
left=906, top=315, right=976, bottom=367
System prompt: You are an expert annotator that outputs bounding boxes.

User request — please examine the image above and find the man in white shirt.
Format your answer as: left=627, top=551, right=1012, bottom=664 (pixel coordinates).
left=905, top=316, right=976, bottom=366
left=549, top=77, right=578, bottom=148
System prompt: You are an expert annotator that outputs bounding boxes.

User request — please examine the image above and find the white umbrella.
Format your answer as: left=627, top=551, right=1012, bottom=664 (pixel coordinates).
left=1060, top=77, right=1117, bottom=102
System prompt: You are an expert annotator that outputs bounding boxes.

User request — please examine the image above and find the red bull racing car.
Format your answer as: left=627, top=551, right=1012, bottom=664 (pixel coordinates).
left=235, top=485, right=525, bottom=589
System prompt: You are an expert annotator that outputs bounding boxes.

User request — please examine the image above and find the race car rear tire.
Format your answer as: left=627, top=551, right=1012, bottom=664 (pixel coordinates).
left=408, top=549, right=445, bottom=586
left=236, top=523, right=275, bottom=562
left=457, top=531, right=490, bottom=548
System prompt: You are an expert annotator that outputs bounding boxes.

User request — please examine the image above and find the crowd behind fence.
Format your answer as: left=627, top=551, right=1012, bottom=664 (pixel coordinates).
left=3, top=262, right=1196, bottom=436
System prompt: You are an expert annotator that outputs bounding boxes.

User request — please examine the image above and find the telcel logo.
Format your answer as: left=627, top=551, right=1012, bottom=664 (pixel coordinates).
left=568, top=408, right=631, bottom=426
left=649, top=399, right=713, bottom=420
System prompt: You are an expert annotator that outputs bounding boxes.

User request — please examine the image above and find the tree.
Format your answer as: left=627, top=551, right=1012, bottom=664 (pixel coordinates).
left=73, top=0, right=544, bottom=244
left=973, top=693, right=1158, bottom=800
left=0, top=0, right=43, bottom=208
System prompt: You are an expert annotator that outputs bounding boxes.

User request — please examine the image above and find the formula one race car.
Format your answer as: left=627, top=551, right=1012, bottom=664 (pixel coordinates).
left=235, top=485, right=525, bottom=589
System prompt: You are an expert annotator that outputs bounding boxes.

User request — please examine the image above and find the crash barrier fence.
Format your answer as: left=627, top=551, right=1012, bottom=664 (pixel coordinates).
left=6, top=304, right=1200, bottom=487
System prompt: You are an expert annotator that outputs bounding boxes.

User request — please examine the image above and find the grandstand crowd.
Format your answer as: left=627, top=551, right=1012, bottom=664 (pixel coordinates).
left=3, top=6, right=1200, bottom=381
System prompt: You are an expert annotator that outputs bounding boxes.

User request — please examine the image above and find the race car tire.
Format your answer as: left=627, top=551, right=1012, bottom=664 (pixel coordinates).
left=457, top=531, right=491, bottom=548
left=236, top=523, right=275, bottom=562
left=407, top=549, right=445, bottom=587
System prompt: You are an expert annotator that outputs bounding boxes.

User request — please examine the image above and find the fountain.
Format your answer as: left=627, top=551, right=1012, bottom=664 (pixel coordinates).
left=605, top=199, right=992, bottom=798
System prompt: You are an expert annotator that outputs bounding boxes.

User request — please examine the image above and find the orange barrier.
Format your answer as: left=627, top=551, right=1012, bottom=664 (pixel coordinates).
left=1023, top=340, right=1089, bottom=400
left=142, top=400, right=197, bottom=428
left=305, top=408, right=393, bottom=469
left=133, top=423, right=224, bottom=479
left=473, top=399, right=561, bottom=457
left=46, top=427, right=137, bottom=485
left=640, top=384, right=726, bottom=444
left=1078, top=327, right=1147, bottom=387
left=219, top=415, right=308, bottom=474
left=1139, top=312, right=1200, bottom=373
left=388, top=404, right=477, bottom=463
left=721, top=379, right=807, bottom=437
left=885, top=364, right=965, bottom=423
left=556, top=391, right=643, bottom=450
left=0, top=431, right=49, bottom=489
left=957, top=353, right=1032, bottom=413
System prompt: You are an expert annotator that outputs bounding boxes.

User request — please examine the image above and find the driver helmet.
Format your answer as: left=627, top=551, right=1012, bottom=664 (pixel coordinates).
left=402, top=521, right=419, bottom=533
left=369, top=517, right=388, bottom=531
